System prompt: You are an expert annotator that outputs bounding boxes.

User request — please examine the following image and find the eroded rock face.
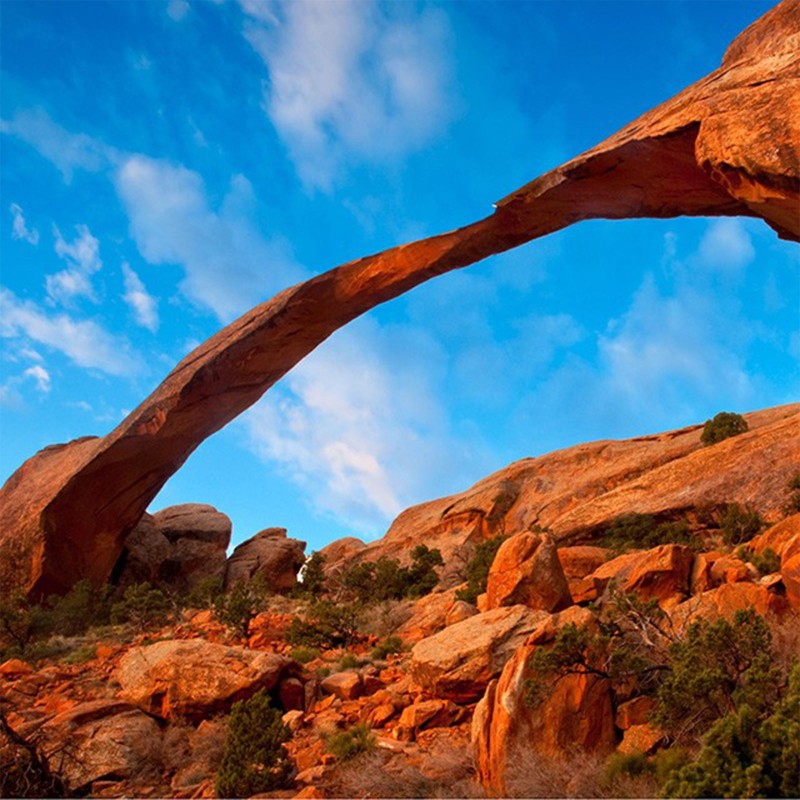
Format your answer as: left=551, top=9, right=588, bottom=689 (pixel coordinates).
left=114, top=504, right=231, bottom=593
left=410, top=605, right=549, bottom=703
left=224, top=527, right=307, bottom=592
left=1, top=1, right=798, bottom=599
left=486, top=533, right=572, bottom=612
left=115, top=638, right=299, bottom=720
left=472, top=607, right=615, bottom=794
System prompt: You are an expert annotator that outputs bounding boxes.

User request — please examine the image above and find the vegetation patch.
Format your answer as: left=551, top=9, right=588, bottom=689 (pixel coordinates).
left=323, top=722, right=376, bottom=761
left=700, top=411, right=748, bottom=446
left=455, top=535, right=506, bottom=605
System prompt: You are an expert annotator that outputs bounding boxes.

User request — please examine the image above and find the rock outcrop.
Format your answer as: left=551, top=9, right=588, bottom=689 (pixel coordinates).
left=115, top=639, right=300, bottom=720
left=1, top=0, right=797, bottom=599
left=114, top=504, right=231, bottom=593
left=224, top=527, right=307, bottom=592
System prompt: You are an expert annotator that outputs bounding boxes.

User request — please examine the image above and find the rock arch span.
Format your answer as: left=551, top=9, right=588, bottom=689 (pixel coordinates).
left=1, top=0, right=798, bottom=598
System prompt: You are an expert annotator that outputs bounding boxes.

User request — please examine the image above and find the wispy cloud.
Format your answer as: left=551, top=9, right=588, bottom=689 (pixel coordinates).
left=114, top=154, right=304, bottom=320
left=240, top=0, right=455, bottom=190
left=47, top=224, right=103, bottom=305
left=167, top=0, right=189, bottom=22
left=121, top=262, right=159, bottom=332
left=0, top=107, right=115, bottom=181
left=0, top=288, right=141, bottom=376
left=23, top=364, right=51, bottom=393
left=9, top=203, right=39, bottom=245
left=696, top=218, right=755, bottom=272
left=243, top=316, right=479, bottom=534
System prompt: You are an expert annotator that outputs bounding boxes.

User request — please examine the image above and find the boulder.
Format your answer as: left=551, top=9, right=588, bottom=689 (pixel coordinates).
left=615, top=696, right=654, bottom=730
left=782, top=550, right=800, bottom=610
left=396, top=587, right=462, bottom=643
left=690, top=551, right=724, bottom=594
left=748, top=515, right=800, bottom=558
left=486, top=533, right=572, bottom=612
left=115, top=638, right=299, bottom=720
left=3, top=0, right=797, bottom=600
left=39, top=700, right=162, bottom=792
left=709, top=554, right=757, bottom=584
left=618, top=723, right=665, bottom=755
left=225, top=527, right=306, bottom=592
left=320, top=672, right=362, bottom=701
left=410, top=605, right=549, bottom=703
left=587, top=544, right=693, bottom=607
left=113, top=513, right=170, bottom=587
left=394, top=699, right=464, bottom=742
left=446, top=600, right=478, bottom=626
left=670, top=581, right=789, bottom=629
left=473, top=641, right=615, bottom=794
left=558, top=545, right=609, bottom=583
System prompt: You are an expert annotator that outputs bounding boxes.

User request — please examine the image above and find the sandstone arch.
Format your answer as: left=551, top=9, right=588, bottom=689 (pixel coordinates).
left=1, top=0, right=798, bottom=598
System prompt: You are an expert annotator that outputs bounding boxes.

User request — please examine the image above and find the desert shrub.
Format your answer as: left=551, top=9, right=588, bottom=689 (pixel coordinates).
left=212, top=580, right=265, bottom=640
left=662, top=661, right=800, bottom=798
left=296, top=551, right=327, bottom=599
left=341, top=546, right=443, bottom=604
left=59, top=644, right=97, bottom=665
left=455, top=535, right=506, bottom=605
left=738, top=546, right=781, bottom=576
left=653, top=609, right=780, bottom=742
left=46, top=579, right=112, bottom=635
left=337, top=652, right=365, bottom=670
left=285, top=600, right=362, bottom=648
left=719, top=503, right=763, bottom=546
left=604, top=751, right=649, bottom=782
left=215, top=690, right=292, bottom=798
left=181, top=576, right=224, bottom=609
left=110, top=582, right=171, bottom=631
left=598, top=513, right=697, bottom=554
left=701, top=411, right=748, bottom=446
left=0, top=707, right=68, bottom=798
left=290, top=646, right=320, bottom=664
left=324, top=722, right=376, bottom=761
left=0, top=594, right=53, bottom=658
left=371, top=635, right=404, bottom=660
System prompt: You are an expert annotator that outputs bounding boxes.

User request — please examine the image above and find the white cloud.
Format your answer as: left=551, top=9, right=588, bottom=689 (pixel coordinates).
left=0, top=288, right=141, bottom=376
left=243, top=316, right=478, bottom=534
left=47, top=224, right=103, bottom=305
left=23, top=365, right=51, bottom=393
left=241, top=0, right=455, bottom=189
left=9, top=203, right=39, bottom=245
left=696, top=218, right=755, bottom=272
left=0, top=108, right=115, bottom=181
left=121, top=263, right=159, bottom=332
left=114, top=154, right=304, bottom=320
left=167, top=0, right=189, bottom=21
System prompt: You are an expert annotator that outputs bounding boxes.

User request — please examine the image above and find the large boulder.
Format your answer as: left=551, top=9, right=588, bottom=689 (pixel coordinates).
left=486, top=532, right=572, bottom=612
left=2, top=0, right=797, bottom=600
left=115, top=638, right=300, bottom=720
left=225, top=527, right=306, bottom=592
left=670, top=581, right=789, bottom=629
left=472, top=607, right=615, bottom=794
left=38, top=700, right=162, bottom=793
left=410, top=605, right=549, bottom=703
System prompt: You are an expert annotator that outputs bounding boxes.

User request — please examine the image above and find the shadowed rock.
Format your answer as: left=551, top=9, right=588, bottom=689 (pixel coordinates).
left=1, top=1, right=798, bottom=598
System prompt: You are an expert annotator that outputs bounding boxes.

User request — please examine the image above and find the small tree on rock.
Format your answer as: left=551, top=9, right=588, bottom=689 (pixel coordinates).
left=701, top=412, right=748, bottom=446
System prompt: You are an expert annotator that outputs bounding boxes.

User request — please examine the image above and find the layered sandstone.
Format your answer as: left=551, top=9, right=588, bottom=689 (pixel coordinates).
left=1, top=0, right=798, bottom=598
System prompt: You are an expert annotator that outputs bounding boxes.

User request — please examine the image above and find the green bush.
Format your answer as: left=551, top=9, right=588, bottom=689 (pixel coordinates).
left=215, top=690, right=292, bottom=798
left=604, top=751, right=649, bottom=782
left=341, top=546, right=443, bottom=604
left=0, top=594, right=54, bottom=658
left=371, top=635, right=404, bottom=660
left=662, top=661, right=800, bottom=798
left=653, top=609, right=780, bottom=742
left=719, top=504, right=763, bottom=546
left=738, top=546, right=780, bottom=576
left=290, top=646, right=320, bottom=664
left=701, top=412, right=748, bottom=446
left=285, top=600, right=362, bottom=649
left=337, top=652, right=366, bottom=671
left=213, top=580, right=265, bottom=640
left=181, top=576, right=224, bottom=609
left=324, top=722, right=376, bottom=761
left=110, top=582, right=172, bottom=631
left=598, top=513, right=697, bottom=555
left=455, top=535, right=506, bottom=605
left=784, top=472, right=800, bottom=515
left=47, top=579, right=112, bottom=635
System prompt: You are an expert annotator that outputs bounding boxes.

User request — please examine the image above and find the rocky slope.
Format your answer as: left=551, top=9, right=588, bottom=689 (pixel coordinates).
left=324, top=403, right=800, bottom=585
left=1, top=0, right=798, bottom=600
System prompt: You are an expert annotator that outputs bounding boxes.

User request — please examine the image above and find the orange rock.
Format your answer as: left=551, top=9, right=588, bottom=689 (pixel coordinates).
left=671, top=581, right=788, bottom=628
left=690, top=551, right=724, bottom=594
left=395, top=587, right=462, bottom=643
left=749, top=515, right=800, bottom=558
left=445, top=600, right=478, bottom=626
left=782, top=552, right=800, bottom=610
left=4, top=0, right=798, bottom=601
left=486, top=533, right=572, bottom=612
left=394, top=699, right=463, bottom=742
left=558, top=546, right=609, bottom=579
left=524, top=606, right=599, bottom=647
left=473, top=643, right=615, bottom=794
left=370, top=702, right=397, bottom=728
left=95, top=644, right=115, bottom=660
left=618, top=723, right=665, bottom=755
left=320, top=671, right=362, bottom=701
left=615, top=696, right=654, bottom=730
left=588, top=544, right=693, bottom=607
left=294, top=786, right=325, bottom=799
left=225, top=528, right=306, bottom=593
left=710, top=555, right=757, bottom=584
left=410, top=605, right=549, bottom=703
left=0, top=658, right=33, bottom=676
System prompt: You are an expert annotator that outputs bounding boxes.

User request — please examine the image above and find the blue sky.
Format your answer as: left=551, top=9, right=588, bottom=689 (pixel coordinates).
left=1, top=0, right=798, bottom=552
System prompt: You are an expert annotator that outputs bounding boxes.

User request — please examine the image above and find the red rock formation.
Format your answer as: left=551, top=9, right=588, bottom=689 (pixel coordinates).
left=1, top=1, right=798, bottom=598
left=224, top=527, right=307, bottom=592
